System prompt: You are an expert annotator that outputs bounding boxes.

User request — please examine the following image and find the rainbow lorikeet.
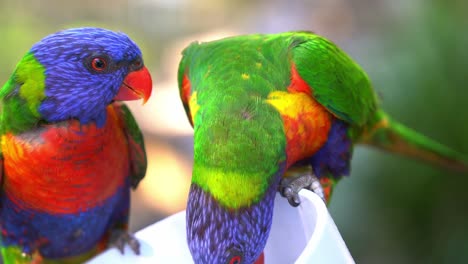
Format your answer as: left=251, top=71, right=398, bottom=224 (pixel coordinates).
left=177, top=31, right=468, bottom=264
left=0, top=27, right=152, bottom=263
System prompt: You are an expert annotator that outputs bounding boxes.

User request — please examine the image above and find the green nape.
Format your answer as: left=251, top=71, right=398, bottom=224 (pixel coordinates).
left=0, top=52, right=45, bottom=136
left=192, top=166, right=277, bottom=209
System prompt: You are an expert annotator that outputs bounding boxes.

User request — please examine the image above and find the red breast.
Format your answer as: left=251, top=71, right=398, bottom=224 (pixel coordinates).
left=1, top=105, right=129, bottom=214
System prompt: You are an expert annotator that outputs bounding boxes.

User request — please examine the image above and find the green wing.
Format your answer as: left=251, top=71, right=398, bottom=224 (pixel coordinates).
left=290, top=32, right=378, bottom=126
left=115, top=103, right=147, bottom=189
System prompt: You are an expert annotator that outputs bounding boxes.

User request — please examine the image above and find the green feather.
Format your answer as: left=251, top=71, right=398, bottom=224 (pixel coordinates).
left=0, top=245, right=99, bottom=264
left=360, top=110, right=468, bottom=172
left=178, top=31, right=468, bottom=210
left=190, top=89, right=286, bottom=208
left=291, top=31, right=378, bottom=125
left=115, top=103, right=148, bottom=189
left=0, top=52, right=45, bottom=136
left=180, top=35, right=292, bottom=208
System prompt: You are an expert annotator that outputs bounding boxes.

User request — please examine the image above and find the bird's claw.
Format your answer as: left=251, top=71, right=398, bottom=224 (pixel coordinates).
left=279, top=185, right=302, bottom=207
left=278, top=173, right=313, bottom=207
left=109, top=230, right=140, bottom=255
left=278, top=169, right=325, bottom=206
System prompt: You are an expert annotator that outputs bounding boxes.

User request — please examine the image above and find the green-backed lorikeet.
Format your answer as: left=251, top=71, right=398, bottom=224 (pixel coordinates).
left=0, top=27, right=152, bottom=263
left=177, top=31, right=468, bottom=264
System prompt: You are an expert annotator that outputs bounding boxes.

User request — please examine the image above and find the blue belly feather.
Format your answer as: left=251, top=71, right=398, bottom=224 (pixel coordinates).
left=0, top=180, right=129, bottom=258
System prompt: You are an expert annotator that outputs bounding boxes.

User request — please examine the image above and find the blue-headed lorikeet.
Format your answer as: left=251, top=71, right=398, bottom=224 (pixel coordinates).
left=0, top=27, right=152, bottom=263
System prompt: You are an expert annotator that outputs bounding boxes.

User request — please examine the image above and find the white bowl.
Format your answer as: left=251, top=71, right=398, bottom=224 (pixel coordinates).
left=87, top=190, right=354, bottom=264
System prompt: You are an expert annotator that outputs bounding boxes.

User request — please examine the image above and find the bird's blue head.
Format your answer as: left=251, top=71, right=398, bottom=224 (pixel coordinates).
left=186, top=173, right=281, bottom=264
left=29, top=27, right=152, bottom=126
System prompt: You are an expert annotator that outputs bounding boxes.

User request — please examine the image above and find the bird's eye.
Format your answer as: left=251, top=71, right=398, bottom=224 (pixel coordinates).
left=130, top=58, right=143, bottom=71
left=91, top=57, right=108, bottom=72
left=229, top=256, right=242, bottom=264
left=134, top=59, right=142, bottom=67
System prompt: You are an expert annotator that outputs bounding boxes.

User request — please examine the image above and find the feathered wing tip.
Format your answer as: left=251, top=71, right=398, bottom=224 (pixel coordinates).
left=359, top=110, right=468, bottom=174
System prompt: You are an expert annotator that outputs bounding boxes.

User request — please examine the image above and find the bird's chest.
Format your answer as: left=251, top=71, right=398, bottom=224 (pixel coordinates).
left=1, top=117, right=129, bottom=214
left=266, top=91, right=332, bottom=167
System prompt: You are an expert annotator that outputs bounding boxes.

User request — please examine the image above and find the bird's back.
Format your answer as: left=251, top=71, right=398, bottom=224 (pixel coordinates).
left=181, top=34, right=294, bottom=99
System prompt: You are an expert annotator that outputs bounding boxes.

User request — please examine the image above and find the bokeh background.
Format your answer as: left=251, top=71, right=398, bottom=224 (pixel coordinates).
left=1, top=0, right=467, bottom=263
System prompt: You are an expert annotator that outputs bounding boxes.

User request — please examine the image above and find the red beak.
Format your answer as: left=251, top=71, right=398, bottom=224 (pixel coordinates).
left=254, top=252, right=265, bottom=264
left=114, top=66, right=153, bottom=104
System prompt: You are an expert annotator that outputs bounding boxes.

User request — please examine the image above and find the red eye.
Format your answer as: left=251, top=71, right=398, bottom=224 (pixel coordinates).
left=133, top=59, right=142, bottom=67
left=130, top=58, right=143, bottom=71
left=229, top=256, right=242, bottom=264
left=91, top=57, right=107, bottom=71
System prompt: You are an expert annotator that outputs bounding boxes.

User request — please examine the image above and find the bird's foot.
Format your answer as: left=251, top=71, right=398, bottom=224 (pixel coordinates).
left=278, top=170, right=325, bottom=206
left=109, top=230, right=140, bottom=255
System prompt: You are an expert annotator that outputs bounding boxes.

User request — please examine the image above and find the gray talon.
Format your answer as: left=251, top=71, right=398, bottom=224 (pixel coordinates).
left=279, top=166, right=326, bottom=206
left=310, top=176, right=326, bottom=202
left=110, top=231, right=140, bottom=255
left=282, top=186, right=301, bottom=206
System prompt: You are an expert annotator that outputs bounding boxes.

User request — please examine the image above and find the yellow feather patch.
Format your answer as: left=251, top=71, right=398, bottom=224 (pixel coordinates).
left=266, top=91, right=332, bottom=167
left=189, top=91, right=200, bottom=122
left=2, top=134, right=26, bottom=161
left=192, top=165, right=269, bottom=209
left=266, top=91, right=313, bottom=118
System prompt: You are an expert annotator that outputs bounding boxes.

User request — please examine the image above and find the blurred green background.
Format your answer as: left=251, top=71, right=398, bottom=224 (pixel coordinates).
left=1, top=0, right=467, bottom=263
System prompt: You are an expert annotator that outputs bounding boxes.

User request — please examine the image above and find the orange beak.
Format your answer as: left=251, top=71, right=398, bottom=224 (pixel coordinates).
left=114, top=66, right=153, bottom=104
left=254, top=252, right=264, bottom=264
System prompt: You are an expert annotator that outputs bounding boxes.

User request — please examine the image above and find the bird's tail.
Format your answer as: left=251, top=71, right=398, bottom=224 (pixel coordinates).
left=358, top=110, right=468, bottom=173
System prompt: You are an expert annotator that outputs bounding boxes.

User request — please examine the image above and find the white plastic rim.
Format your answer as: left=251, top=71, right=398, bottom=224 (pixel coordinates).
left=87, top=190, right=354, bottom=264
